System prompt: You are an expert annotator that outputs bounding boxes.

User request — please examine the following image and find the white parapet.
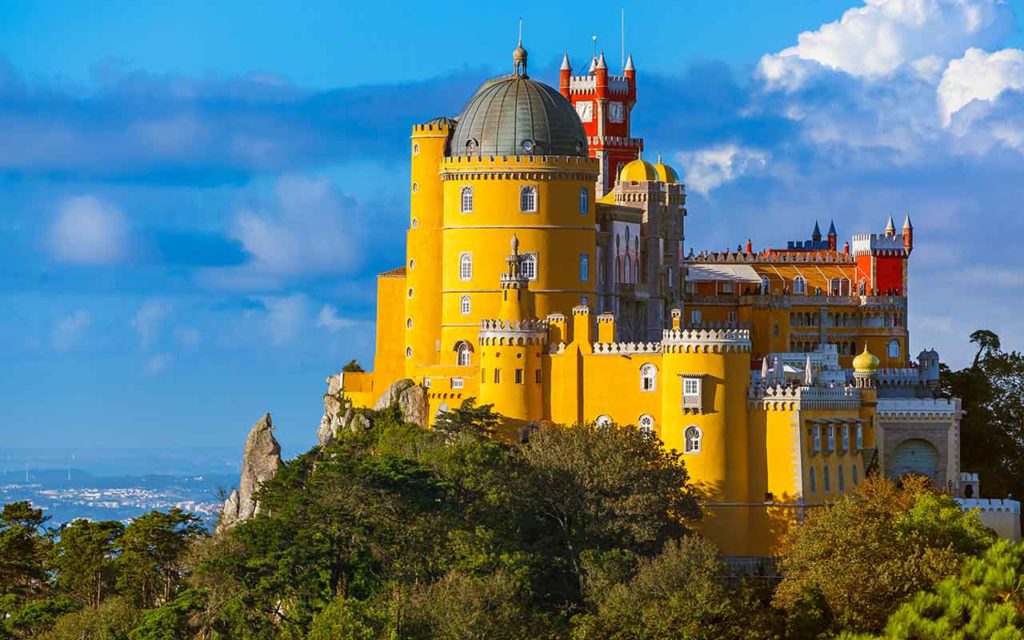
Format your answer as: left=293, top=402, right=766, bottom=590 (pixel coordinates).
left=661, top=328, right=752, bottom=353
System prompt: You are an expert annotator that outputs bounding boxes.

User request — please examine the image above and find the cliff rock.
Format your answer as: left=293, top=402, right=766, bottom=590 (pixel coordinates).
left=317, top=374, right=371, bottom=447
left=374, top=378, right=428, bottom=427
left=218, top=412, right=282, bottom=532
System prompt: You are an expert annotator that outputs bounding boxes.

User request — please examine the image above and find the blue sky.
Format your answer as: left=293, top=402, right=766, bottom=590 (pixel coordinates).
left=2, top=0, right=1023, bottom=452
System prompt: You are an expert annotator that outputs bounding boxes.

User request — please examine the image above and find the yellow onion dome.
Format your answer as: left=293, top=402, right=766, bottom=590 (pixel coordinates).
left=853, top=346, right=881, bottom=373
left=653, top=155, right=679, bottom=183
left=619, top=158, right=658, bottom=182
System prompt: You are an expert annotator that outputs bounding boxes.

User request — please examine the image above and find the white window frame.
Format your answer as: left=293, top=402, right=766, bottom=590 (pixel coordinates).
left=459, top=253, right=473, bottom=281
left=760, top=276, right=771, bottom=294
left=595, top=415, right=612, bottom=427
left=521, top=253, right=538, bottom=281
left=640, top=364, right=657, bottom=392
left=793, top=276, right=807, bottom=295
left=638, top=414, right=655, bottom=437
left=451, top=377, right=464, bottom=390
left=690, top=309, right=701, bottom=325
left=460, top=295, right=471, bottom=316
left=827, top=424, right=836, bottom=452
left=456, top=342, right=471, bottom=367
left=682, top=376, right=702, bottom=410
left=460, top=185, right=473, bottom=213
left=684, top=426, right=702, bottom=453
left=520, top=185, right=538, bottom=213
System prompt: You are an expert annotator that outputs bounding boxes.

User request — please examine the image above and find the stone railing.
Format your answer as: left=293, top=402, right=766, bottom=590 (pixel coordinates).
left=591, top=341, right=662, bottom=355
left=956, top=498, right=1021, bottom=514
left=877, top=368, right=923, bottom=386
left=479, top=318, right=549, bottom=345
left=749, top=384, right=861, bottom=410
left=661, top=328, right=751, bottom=353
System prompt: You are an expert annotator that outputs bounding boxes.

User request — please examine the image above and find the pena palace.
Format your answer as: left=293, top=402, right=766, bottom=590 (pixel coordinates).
left=339, top=40, right=1021, bottom=558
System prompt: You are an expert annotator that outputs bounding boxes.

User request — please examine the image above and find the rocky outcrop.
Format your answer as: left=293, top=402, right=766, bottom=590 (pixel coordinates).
left=373, top=379, right=429, bottom=427
left=218, top=413, right=282, bottom=532
left=317, top=374, right=371, bottom=447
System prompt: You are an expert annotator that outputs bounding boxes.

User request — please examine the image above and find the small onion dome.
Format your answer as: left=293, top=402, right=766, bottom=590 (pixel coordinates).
left=619, top=158, right=659, bottom=182
left=853, top=346, right=880, bottom=373
left=653, top=158, right=679, bottom=183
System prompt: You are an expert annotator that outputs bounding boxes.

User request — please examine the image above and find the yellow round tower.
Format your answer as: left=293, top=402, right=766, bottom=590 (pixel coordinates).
left=478, top=235, right=546, bottom=434
left=404, top=118, right=453, bottom=377
left=659, top=324, right=753, bottom=556
left=438, top=43, right=599, bottom=367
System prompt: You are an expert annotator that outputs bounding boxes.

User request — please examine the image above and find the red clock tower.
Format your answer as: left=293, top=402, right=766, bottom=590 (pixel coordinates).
left=560, top=51, right=642, bottom=197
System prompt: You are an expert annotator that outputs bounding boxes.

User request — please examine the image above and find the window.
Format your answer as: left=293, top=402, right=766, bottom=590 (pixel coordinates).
left=406, top=318, right=413, bottom=329
left=793, top=276, right=807, bottom=294
left=460, top=295, right=471, bottom=316
left=809, top=467, right=817, bottom=494
left=520, top=185, right=537, bottom=212
left=638, top=414, right=655, bottom=437
left=855, top=424, right=864, bottom=450
left=456, top=342, right=471, bottom=367
left=888, top=339, right=900, bottom=359
left=812, top=426, right=821, bottom=453
left=460, top=186, right=473, bottom=213
left=827, top=425, right=836, bottom=451
left=521, top=253, right=538, bottom=280
left=838, top=464, right=845, bottom=492
left=459, top=253, right=472, bottom=281
left=722, top=282, right=733, bottom=293
left=684, top=426, right=702, bottom=453
left=408, top=288, right=414, bottom=298
left=640, top=364, right=657, bottom=392
left=727, top=311, right=737, bottom=324
left=852, top=464, right=859, bottom=485
left=595, top=415, right=612, bottom=427
left=423, top=377, right=431, bottom=388
left=682, top=376, right=702, bottom=410
left=579, top=254, right=589, bottom=282
left=760, top=276, right=771, bottom=294
left=451, top=377, right=464, bottom=390
left=823, top=466, right=831, bottom=492
left=535, top=369, right=542, bottom=383
left=515, top=369, right=523, bottom=384
left=405, top=347, right=412, bottom=359
left=579, top=187, right=589, bottom=214
left=842, top=424, right=850, bottom=451
left=690, top=309, right=702, bottom=325
left=493, top=369, right=501, bottom=383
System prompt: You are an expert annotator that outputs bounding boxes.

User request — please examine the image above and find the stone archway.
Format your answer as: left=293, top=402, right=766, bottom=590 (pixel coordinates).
left=891, top=438, right=939, bottom=484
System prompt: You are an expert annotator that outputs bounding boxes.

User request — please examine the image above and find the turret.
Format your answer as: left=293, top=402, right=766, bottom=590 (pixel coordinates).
left=595, top=52, right=608, bottom=99
left=811, top=220, right=822, bottom=243
left=559, top=52, right=572, bottom=99
left=885, top=215, right=896, bottom=237
left=624, top=52, right=635, bottom=94
left=902, top=214, right=913, bottom=255
left=827, top=220, right=838, bottom=251
left=498, top=234, right=533, bottom=322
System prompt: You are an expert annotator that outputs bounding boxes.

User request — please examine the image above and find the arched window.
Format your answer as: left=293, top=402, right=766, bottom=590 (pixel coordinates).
left=579, top=253, right=589, bottom=282
left=456, top=341, right=472, bottom=367
left=838, top=464, right=845, bottom=492
left=579, top=187, right=589, bottom=214
left=640, top=364, right=657, bottom=392
left=823, top=466, right=831, bottom=492
left=809, top=467, right=817, bottom=494
left=521, top=253, right=537, bottom=281
left=793, top=276, right=807, bottom=295
left=855, top=423, right=864, bottom=450
left=520, top=185, right=537, bottom=212
left=852, top=464, right=859, bottom=485
left=888, top=339, right=900, bottom=359
left=595, top=415, right=612, bottom=428
left=638, top=415, right=655, bottom=437
left=460, top=186, right=473, bottom=213
left=624, top=259, right=631, bottom=283
left=405, top=347, right=412, bottom=359
left=760, top=276, right=771, bottom=294
left=460, top=295, right=471, bottom=316
left=459, top=253, right=472, bottom=281
left=684, top=426, right=702, bottom=453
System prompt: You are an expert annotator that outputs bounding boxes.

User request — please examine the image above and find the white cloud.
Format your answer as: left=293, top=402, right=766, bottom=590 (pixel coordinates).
left=230, top=174, right=362, bottom=277
left=52, top=310, right=91, bottom=352
left=758, top=0, right=1013, bottom=90
left=938, top=47, right=1024, bottom=124
left=49, top=196, right=130, bottom=265
left=143, top=353, right=174, bottom=376
left=317, top=304, right=356, bottom=332
left=131, top=300, right=171, bottom=345
left=174, top=326, right=202, bottom=349
left=677, top=145, right=768, bottom=196
left=257, top=294, right=309, bottom=346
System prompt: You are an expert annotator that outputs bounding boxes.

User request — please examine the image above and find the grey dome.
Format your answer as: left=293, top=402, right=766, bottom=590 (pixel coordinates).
left=451, top=75, right=588, bottom=157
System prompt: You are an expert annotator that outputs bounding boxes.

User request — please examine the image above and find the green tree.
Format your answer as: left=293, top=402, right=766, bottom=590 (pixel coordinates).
left=128, top=589, right=206, bottom=640
left=116, top=509, right=205, bottom=608
left=518, top=423, right=700, bottom=602
left=38, top=596, right=139, bottom=640
left=308, top=595, right=399, bottom=640
left=844, top=539, right=1024, bottom=639
left=342, top=359, right=365, bottom=373
left=571, top=536, right=740, bottom=640
left=51, top=519, right=124, bottom=608
left=433, top=398, right=501, bottom=438
left=774, top=476, right=995, bottom=635
left=969, top=329, right=1001, bottom=367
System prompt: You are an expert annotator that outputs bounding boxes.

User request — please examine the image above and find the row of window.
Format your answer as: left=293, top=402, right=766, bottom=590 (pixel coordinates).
left=458, top=252, right=589, bottom=282
left=790, top=339, right=901, bottom=359
left=810, top=423, right=865, bottom=453
left=808, top=463, right=859, bottom=494
left=595, top=416, right=703, bottom=453
left=459, top=185, right=589, bottom=215
left=687, top=309, right=737, bottom=325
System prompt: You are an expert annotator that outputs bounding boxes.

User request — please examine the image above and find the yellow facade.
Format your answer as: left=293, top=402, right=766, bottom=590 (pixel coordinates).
left=337, top=47, right=1010, bottom=558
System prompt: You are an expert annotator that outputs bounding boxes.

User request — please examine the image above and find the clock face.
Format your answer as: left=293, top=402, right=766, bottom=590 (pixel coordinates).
left=575, top=101, right=593, bottom=123
left=609, top=102, right=625, bottom=124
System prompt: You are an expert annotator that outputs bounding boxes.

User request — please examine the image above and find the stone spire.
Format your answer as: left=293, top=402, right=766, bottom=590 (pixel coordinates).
left=218, top=413, right=281, bottom=532
left=812, top=220, right=822, bottom=242
left=561, top=51, right=572, bottom=71
left=624, top=52, right=635, bottom=71
left=885, top=215, right=896, bottom=236
left=596, top=52, right=607, bottom=69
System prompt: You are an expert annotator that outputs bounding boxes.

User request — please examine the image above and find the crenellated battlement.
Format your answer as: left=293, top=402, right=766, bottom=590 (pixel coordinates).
left=661, top=328, right=752, bottom=353
left=591, top=341, right=662, bottom=355
left=479, top=318, right=548, bottom=346
left=956, top=498, right=1022, bottom=514
left=876, top=398, right=960, bottom=419
left=749, top=384, right=862, bottom=411
left=851, top=233, right=907, bottom=256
